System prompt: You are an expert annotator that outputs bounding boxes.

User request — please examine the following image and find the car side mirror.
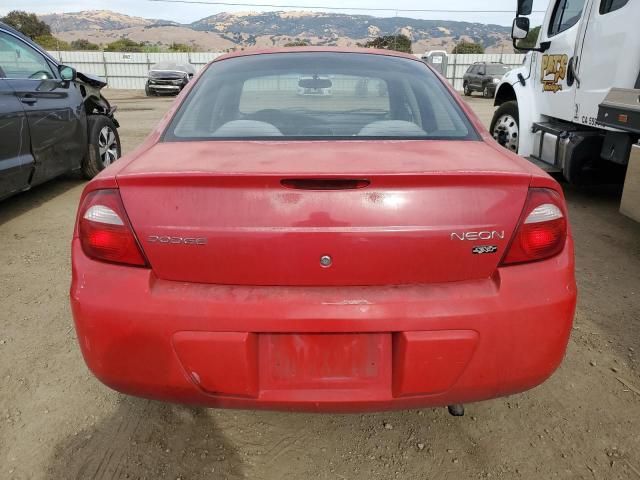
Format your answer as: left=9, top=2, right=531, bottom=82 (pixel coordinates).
left=517, top=0, right=533, bottom=16
left=59, top=65, right=77, bottom=81
left=479, top=70, right=486, bottom=76
left=512, top=17, right=530, bottom=40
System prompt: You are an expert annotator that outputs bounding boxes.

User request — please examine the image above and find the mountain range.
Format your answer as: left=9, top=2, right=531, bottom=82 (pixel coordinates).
left=39, top=10, right=513, bottom=53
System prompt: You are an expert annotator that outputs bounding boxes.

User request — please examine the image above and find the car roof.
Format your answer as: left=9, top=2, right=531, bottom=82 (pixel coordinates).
left=0, top=21, right=25, bottom=38
left=213, top=46, right=422, bottom=63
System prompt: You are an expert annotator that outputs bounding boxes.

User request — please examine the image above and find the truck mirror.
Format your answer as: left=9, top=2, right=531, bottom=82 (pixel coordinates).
left=512, top=17, right=530, bottom=40
left=517, top=0, right=533, bottom=16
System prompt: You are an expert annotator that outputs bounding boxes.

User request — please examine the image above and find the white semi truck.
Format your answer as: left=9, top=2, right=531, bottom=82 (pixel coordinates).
left=490, top=0, right=640, bottom=191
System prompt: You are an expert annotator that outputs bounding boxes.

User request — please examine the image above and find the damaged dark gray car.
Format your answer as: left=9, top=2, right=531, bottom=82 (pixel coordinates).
left=0, top=21, right=121, bottom=201
left=145, top=61, right=195, bottom=96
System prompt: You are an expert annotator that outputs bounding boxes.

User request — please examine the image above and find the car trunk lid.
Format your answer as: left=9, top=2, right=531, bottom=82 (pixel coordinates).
left=117, top=140, right=531, bottom=286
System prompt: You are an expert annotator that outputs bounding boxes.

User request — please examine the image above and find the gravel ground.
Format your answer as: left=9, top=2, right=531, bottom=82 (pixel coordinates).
left=1, top=90, right=639, bottom=480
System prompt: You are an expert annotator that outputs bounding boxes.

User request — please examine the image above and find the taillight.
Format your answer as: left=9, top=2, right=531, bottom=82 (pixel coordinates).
left=78, top=189, right=147, bottom=267
left=501, top=188, right=568, bottom=265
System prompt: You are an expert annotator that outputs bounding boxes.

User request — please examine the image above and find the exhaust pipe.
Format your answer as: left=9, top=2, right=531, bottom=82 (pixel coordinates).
left=447, top=404, right=465, bottom=417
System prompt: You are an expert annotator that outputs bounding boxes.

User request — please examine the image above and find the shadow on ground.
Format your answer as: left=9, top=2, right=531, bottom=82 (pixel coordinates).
left=563, top=182, right=640, bottom=359
left=0, top=176, right=85, bottom=226
left=47, top=397, right=243, bottom=480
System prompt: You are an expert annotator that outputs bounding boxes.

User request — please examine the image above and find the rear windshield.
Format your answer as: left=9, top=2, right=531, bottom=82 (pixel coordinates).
left=151, top=62, right=195, bottom=73
left=164, top=52, right=477, bottom=141
left=486, top=65, right=508, bottom=75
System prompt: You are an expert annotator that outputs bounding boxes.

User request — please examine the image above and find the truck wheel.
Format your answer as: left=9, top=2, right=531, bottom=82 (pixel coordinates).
left=463, top=83, right=472, bottom=96
left=483, top=85, right=492, bottom=98
left=81, top=115, right=122, bottom=179
left=490, top=101, right=519, bottom=153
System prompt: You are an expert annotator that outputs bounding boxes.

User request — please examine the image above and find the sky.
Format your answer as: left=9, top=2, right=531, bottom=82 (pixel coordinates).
left=0, top=0, right=550, bottom=26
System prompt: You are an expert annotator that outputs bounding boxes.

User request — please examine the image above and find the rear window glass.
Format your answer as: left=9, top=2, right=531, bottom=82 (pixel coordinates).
left=239, top=75, right=391, bottom=114
left=486, top=65, right=508, bottom=75
left=164, top=52, right=477, bottom=141
left=150, top=62, right=195, bottom=73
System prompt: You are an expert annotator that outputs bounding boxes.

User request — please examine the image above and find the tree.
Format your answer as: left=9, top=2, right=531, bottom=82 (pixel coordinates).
left=452, top=41, right=485, bottom=54
left=284, top=40, right=310, bottom=47
left=34, top=35, right=70, bottom=50
left=105, top=38, right=145, bottom=52
left=516, top=25, right=541, bottom=50
left=363, top=34, right=412, bottom=54
left=70, top=39, right=100, bottom=51
left=1, top=10, right=51, bottom=39
left=168, top=42, right=192, bottom=52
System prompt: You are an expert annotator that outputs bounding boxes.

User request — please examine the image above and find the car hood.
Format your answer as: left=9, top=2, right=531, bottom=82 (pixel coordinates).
left=148, top=70, right=188, bottom=79
left=76, top=71, right=107, bottom=88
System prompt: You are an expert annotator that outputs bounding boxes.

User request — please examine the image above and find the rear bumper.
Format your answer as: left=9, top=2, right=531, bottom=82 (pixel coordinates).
left=70, top=239, right=576, bottom=412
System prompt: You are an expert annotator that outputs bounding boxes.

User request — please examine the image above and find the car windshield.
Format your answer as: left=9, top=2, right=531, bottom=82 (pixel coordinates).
left=151, top=62, right=194, bottom=73
left=164, top=52, right=477, bottom=141
left=486, top=65, right=508, bottom=75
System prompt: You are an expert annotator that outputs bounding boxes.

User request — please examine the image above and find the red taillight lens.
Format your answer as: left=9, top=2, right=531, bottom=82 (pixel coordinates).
left=78, top=189, right=147, bottom=267
left=501, top=188, right=568, bottom=265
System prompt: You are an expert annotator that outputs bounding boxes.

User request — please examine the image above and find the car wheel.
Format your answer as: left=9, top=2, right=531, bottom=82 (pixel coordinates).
left=463, top=83, right=472, bottom=96
left=145, top=84, right=153, bottom=96
left=483, top=85, right=492, bottom=98
left=490, top=101, right=519, bottom=153
left=81, top=115, right=122, bottom=179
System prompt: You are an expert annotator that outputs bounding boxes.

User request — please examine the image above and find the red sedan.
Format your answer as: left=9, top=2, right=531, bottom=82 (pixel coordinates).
left=70, top=48, right=576, bottom=413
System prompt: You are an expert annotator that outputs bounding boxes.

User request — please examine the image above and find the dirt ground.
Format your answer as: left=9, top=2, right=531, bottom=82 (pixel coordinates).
left=1, top=90, right=639, bottom=480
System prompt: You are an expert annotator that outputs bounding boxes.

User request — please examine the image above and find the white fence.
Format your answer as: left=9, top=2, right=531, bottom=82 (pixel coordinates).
left=45, top=51, right=526, bottom=91
left=46, top=51, right=223, bottom=90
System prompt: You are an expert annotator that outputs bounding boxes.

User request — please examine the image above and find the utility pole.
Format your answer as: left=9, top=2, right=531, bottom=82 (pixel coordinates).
left=54, top=13, right=61, bottom=52
left=393, top=9, right=398, bottom=51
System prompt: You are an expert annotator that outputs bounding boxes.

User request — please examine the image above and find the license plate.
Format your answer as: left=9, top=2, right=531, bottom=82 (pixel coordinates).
left=259, top=333, right=391, bottom=390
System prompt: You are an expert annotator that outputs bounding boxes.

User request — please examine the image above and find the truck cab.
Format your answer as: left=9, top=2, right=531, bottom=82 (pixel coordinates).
left=491, top=0, right=640, bottom=184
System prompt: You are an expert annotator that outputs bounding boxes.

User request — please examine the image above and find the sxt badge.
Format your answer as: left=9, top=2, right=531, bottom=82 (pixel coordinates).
left=472, top=246, right=498, bottom=255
